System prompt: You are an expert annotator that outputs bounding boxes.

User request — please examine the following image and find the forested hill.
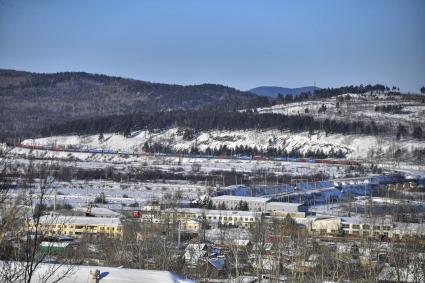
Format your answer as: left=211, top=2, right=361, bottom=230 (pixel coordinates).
left=41, top=109, right=392, bottom=139
left=0, top=69, right=258, bottom=140
left=249, top=86, right=319, bottom=97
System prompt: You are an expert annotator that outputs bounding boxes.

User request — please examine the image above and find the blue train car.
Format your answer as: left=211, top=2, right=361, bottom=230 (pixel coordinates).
left=234, top=155, right=251, bottom=160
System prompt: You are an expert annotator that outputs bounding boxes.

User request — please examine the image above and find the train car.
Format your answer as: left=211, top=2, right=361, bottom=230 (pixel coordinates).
left=316, top=159, right=332, bottom=164
left=287, top=157, right=299, bottom=162
left=233, top=155, right=251, bottom=160
left=272, top=157, right=287, bottom=161
left=253, top=155, right=270, bottom=161
left=154, top=152, right=167, bottom=157
left=66, top=146, right=78, bottom=152
left=218, top=155, right=228, bottom=159
left=298, top=158, right=307, bottom=163
left=335, top=160, right=351, bottom=165
left=307, top=159, right=316, bottom=163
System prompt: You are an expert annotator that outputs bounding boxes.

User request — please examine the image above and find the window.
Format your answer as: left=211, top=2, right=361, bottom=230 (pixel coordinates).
left=373, top=225, right=380, bottom=230
left=342, top=224, right=349, bottom=229
left=363, top=225, right=370, bottom=230
left=352, top=224, right=360, bottom=229
left=383, top=226, right=391, bottom=231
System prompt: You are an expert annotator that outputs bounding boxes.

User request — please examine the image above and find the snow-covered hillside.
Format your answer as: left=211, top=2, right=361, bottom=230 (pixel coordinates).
left=256, top=92, right=425, bottom=126
left=19, top=128, right=425, bottom=160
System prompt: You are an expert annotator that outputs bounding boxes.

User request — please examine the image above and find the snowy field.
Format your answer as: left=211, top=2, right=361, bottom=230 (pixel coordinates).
left=8, top=178, right=206, bottom=208
left=256, top=92, right=425, bottom=126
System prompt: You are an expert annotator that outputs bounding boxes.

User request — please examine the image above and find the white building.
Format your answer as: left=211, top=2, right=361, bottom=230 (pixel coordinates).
left=210, top=195, right=271, bottom=212
left=160, top=208, right=262, bottom=230
left=74, top=206, right=121, bottom=218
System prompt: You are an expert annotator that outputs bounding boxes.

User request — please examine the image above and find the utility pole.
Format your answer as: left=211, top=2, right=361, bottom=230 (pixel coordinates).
left=177, top=221, right=181, bottom=247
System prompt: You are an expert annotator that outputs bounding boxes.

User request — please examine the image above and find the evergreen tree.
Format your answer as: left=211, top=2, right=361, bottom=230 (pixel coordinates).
left=412, top=127, right=423, bottom=139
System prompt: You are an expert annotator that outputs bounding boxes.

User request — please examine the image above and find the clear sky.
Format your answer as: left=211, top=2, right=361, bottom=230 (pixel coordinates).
left=0, top=0, right=424, bottom=92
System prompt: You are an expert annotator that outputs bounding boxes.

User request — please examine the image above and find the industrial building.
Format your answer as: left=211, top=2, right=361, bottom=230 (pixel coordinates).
left=265, top=202, right=308, bottom=218
left=210, top=195, right=271, bottom=212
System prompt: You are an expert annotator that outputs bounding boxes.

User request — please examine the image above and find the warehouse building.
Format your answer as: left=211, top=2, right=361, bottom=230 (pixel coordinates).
left=265, top=202, right=308, bottom=217
left=210, top=195, right=271, bottom=212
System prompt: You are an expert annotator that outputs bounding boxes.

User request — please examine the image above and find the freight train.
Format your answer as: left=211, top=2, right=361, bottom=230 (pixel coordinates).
left=15, top=143, right=360, bottom=166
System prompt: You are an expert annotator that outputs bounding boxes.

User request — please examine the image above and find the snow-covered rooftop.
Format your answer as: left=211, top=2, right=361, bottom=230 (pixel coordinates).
left=165, top=207, right=262, bottom=217
left=211, top=195, right=271, bottom=203
left=0, top=262, right=195, bottom=283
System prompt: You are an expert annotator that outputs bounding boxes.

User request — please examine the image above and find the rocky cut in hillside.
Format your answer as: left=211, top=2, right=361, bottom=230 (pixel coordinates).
left=0, top=69, right=258, bottom=141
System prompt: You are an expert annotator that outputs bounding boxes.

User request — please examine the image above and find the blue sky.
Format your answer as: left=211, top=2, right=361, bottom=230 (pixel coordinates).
left=0, top=0, right=424, bottom=92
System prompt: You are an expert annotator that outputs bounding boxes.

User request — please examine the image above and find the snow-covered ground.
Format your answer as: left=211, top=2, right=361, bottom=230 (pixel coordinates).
left=8, top=178, right=206, bottom=208
left=6, top=151, right=357, bottom=179
left=18, top=128, right=425, bottom=161
left=256, top=92, right=425, bottom=126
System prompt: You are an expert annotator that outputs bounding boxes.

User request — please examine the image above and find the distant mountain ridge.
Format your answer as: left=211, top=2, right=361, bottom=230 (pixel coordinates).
left=249, top=86, right=319, bottom=97
left=0, top=69, right=257, bottom=140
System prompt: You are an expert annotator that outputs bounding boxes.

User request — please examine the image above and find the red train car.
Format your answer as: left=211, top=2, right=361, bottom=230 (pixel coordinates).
left=335, top=160, right=351, bottom=165
left=316, top=159, right=333, bottom=164
left=253, top=155, right=270, bottom=161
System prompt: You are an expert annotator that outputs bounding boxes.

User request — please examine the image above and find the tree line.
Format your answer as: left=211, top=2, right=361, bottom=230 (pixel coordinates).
left=41, top=107, right=425, bottom=141
left=41, top=109, right=387, bottom=136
